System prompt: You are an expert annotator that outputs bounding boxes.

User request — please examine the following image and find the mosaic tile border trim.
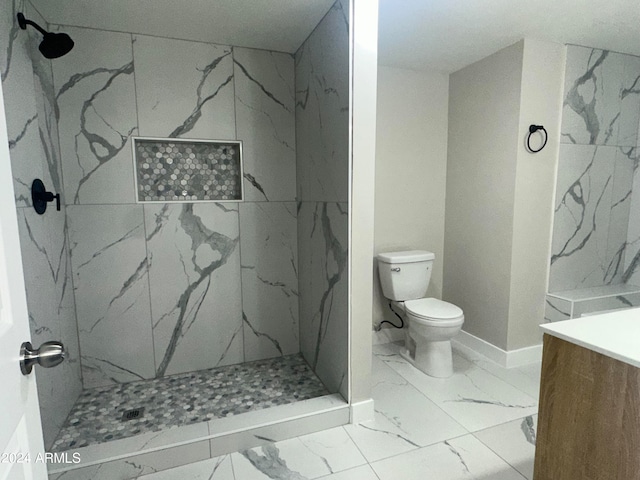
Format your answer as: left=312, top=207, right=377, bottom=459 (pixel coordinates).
left=133, top=136, right=244, bottom=203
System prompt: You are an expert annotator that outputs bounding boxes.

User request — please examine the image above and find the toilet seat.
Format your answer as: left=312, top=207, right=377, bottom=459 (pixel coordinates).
left=405, top=298, right=464, bottom=326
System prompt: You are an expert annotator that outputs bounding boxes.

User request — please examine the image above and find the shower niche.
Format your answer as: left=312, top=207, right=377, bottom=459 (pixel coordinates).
left=133, top=137, right=244, bottom=202
left=1, top=0, right=351, bottom=476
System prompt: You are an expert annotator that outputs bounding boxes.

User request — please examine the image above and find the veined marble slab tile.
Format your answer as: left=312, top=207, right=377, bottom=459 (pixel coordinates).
left=234, top=48, right=295, bottom=201
left=17, top=208, right=81, bottom=450
left=343, top=354, right=467, bottom=463
left=133, top=35, right=235, bottom=140
left=208, top=403, right=349, bottom=458
left=0, top=0, right=46, bottom=207
left=145, top=203, right=242, bottom=376
left=207, top=393, right=344, bottom=437
left=319, top=465, right=380, bottom=480
left=135, top=454, right=234, bottom=480
left=572, top=292, right=640, bottom=317
left=374, top=343, right=538, bottom=432
left=543, top=295, right=572, bottom=323
left=605, top=147, right=638, bottom=282
left=295, top=1, right=349, bottom=203
left=618, top=53, right=640, bottom=147
left=451, top=342, right=542, bottom=400
left=623, top=151, right=640, bottom=283
left=240, top=202, right=299, bottom=361
left=47, top=441, right=211, bottom=480
left=552, top=283, right=640, bottom=300
left=298, top=202, right=348, bottom=396
left=371, top=434, right=526, bottom=480
left=68, top=204, right=154, bottom=388
left=50, top=422, right=209, bottom=470
left=52, top=26, right=138, bottom=205
left=231, top=427, right=366, bottom=480
left=561, top=46, right=624, bottom=146
left=475, top=415, right=538, bottom=480
left=27, top=5, right=64, bottom=203
left=549, top=144, right=616, bottom=291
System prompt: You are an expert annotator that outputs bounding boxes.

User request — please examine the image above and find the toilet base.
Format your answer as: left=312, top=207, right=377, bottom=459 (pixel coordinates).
left=400, top=338, right=454, bottom=378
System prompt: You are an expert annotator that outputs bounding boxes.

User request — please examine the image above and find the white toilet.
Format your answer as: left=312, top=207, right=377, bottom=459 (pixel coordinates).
left=377, top=250, right=464, bottom=378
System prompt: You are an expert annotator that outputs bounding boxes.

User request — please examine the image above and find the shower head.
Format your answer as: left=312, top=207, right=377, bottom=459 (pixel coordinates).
left=17, top=12, right=74, bottom=59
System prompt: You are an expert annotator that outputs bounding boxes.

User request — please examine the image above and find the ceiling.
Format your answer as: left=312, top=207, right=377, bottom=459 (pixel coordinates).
left=28, top=1, right=640, bottom=73
left=378, top=0, right=640, bottom=73
left=28, top=0, right=335, bottom=54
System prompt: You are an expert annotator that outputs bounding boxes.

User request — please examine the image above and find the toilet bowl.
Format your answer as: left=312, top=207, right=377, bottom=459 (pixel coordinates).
left=400, top=298, right=464, bottom=377
left=377, top=250, right=464, bottom=378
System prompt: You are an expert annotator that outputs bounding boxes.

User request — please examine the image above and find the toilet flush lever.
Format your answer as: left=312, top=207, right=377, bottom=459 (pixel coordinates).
left=391, top=267, right=401, bottom=272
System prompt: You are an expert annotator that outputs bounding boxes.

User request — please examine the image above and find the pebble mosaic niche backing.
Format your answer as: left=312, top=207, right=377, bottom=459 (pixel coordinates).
left=133, top=137, right=243, bottom=202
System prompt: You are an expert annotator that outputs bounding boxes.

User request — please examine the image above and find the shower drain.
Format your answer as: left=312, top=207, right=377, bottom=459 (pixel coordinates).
left=121, top=408, right=145, bottom=421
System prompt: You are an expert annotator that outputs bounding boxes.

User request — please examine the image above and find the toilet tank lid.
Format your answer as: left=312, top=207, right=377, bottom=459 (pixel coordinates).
left=377, top=250, right=435, bottom=263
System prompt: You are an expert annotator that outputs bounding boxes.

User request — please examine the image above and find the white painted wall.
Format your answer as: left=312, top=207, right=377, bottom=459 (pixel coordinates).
left=445, top=41, right=524, bottom=350
left=445, top=39, right=564, bottom=351
left=373, top=66, right=449, bottom=328
left=508, top=39, right=565, bottom=350
left=350, top=0, right=378, bottom=405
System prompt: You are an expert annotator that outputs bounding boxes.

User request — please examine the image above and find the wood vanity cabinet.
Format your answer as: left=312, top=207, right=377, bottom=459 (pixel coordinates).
left=533, top=334, right=640, bottom=480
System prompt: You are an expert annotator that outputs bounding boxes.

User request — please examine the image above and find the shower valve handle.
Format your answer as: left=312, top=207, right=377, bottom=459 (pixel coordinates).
left=31, top=178, right=61, bottom=214
left=43, top=191, right=61, bottom=211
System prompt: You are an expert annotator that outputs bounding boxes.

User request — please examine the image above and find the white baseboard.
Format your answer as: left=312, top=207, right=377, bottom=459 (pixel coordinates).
left=350, top=399, right=374, bottom=424
left=453, top=330, right=542, bottom=368
left=372, top=327, right=404, bottom=345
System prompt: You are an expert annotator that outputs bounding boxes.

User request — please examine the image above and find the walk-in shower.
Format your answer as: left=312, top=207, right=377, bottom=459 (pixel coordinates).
left=545, top=45, right=640, bottom=322
left=1, top=0, right=351, bottom=476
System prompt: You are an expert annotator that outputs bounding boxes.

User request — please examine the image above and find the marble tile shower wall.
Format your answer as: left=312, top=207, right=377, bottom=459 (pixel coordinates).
left=1, top=0, right=82, bottom=449
left=51, top=26, right=300, bottom=388
left=295, top=1, right=349, bottom=397
left=550, top=45, right=640, bottom=292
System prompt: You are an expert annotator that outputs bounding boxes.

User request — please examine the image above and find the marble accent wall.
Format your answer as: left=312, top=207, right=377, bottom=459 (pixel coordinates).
left=295, top=1, right=350, bottom=397
left=550, top=46, right=640, bottom=292
left=0, top=0, right=81, bottom=449
left=51, top=27, right=299, bottom=388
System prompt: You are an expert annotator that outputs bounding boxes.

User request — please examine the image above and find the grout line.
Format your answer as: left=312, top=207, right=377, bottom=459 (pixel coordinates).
left=64, top=200, right=297, bottom=207
left=471, top=432, right=532, bottom=480
left=372, top=352, right=470, bottom=433
left=471, top=413, right=539, bottom=436
left=48, top=22, right=294, bottom=55
left=341, top=424, right=373, bottom=466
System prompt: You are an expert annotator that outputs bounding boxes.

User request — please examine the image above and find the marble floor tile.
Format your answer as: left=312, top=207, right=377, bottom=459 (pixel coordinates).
left=371, top=434, right=526, bottom=480
left=374, top=343, right=538, bottom=432
left=343, top=355, right=467, bottom=463
left=135, top=454, right=235, bottom=480
left=452, top=343, right=542, bottom=399
left=231, top=427, right=366, bottom=479
left=48, top=441, right=210, bottom=480
left=474, top=415, right=538, bottom=480
left=317, top=465, right=380, bottom=480
left=49, top=343, right=543, bottom=479
left=517, top=362, right=542, bottom=384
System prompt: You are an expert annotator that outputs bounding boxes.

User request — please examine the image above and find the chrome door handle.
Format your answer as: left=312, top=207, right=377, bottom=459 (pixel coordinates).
left=20, top=341, right=65, bottom=375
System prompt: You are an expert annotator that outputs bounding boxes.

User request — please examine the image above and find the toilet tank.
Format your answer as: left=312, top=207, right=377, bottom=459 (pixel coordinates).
left=377, top=250, right=435, bottom=301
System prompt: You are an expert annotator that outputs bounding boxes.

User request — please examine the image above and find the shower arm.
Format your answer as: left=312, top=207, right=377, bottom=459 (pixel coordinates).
left=17, top=13, right=48, bottom=36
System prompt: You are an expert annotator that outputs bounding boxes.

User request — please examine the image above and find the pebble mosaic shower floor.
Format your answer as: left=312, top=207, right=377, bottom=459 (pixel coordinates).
left=51, top=354, right=328, bottom=452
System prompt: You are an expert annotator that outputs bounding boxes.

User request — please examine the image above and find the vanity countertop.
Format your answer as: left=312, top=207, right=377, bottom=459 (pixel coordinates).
left=540, top=307, right=640, bottom=369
